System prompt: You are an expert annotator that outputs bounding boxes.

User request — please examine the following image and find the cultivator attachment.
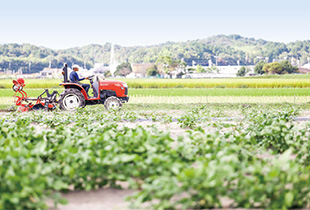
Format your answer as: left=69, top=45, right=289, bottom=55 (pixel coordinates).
left=12, top=78, right=59, bottom=112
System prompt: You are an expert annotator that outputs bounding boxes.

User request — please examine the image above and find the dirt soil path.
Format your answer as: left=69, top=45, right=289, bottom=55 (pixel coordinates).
left=49, top=188, right=135, bottom=210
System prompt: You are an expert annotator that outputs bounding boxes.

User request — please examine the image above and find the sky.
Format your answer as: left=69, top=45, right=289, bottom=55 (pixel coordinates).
left=0, top=0, right=309, bottom=49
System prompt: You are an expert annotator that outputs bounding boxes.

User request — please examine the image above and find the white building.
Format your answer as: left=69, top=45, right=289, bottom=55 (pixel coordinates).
left=39, top=68, right=62, bottom=78
left=183, top=65, right=255, bottom=78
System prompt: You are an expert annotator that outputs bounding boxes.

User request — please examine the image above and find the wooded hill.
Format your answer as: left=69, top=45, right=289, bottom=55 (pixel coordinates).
left=1, top=34, right=310, bottom=73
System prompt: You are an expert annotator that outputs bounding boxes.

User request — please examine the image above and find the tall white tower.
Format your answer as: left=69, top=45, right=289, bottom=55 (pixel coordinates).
left=49, top=57, right=52, bottom=68
left=109, top=43, right=117, bottom=76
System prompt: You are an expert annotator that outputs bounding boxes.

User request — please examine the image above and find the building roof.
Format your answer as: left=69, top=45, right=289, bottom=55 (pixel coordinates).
left=132, top=63, right=154, bottom=74
left=298, top=67, right=310, bottom=74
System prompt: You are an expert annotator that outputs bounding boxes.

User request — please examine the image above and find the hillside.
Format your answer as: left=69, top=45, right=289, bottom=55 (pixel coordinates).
left=0, top=34, right=309, bottom=73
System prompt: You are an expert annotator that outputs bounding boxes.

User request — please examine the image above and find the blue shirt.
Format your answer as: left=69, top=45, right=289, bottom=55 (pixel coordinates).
left=69, top=71, right=85, bottom=83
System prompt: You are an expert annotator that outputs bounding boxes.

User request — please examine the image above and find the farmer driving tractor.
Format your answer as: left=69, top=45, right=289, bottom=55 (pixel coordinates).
left=69, top=65, right=91, bottom=97
left=12, top=63, right=129, bottom=112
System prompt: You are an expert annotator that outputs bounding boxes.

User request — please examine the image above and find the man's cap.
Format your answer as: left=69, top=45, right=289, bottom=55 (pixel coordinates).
left=72, top=64, right=80, bottom=69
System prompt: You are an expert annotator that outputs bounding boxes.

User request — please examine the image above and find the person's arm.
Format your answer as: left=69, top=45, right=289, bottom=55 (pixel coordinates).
left=74, top=72, right=85, bottom=81
left=78, top=74, right=89, bottom=80
left=78, top=76, right=85, bottom=81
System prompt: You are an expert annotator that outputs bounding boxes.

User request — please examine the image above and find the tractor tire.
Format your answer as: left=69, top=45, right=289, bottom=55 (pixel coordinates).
left=58, top=88, right=85, bottom=111
left=104, top=96, right=122, bottom=110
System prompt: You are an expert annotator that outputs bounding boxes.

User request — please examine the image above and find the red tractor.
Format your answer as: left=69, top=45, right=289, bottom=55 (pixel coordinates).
left=12, top=64, right=129, bottom=112
left=58, top=64, right=129, bottom=111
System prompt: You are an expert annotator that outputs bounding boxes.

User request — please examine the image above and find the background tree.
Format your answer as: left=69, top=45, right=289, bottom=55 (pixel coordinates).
left=279, top=60, right=299, bottom=74
left=156, top=56, right=172, bottom=74
left=206, top=65, right=219, bottom=73
left=175, top=61, right=187, bottom=76
left=196, top=64, right=205, bottom=73
left=236, top=66, right=249, bottom=77
left=146, top=65, right=159, bottom=76
left=263, top=62, right=282, bottom=74
left=115, top=62, right=132, bottom=76
left=2, top=35, right=310, bottom=74
left=104, top=70, right=111, bottom=77
left=254, top=61, right=266, bottom=75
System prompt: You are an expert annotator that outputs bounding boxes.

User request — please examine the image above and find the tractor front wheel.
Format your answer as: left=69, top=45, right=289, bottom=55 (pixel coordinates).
left=104, top=96, right=122, bottom=110
left=58, top=89, right=85, bottom=111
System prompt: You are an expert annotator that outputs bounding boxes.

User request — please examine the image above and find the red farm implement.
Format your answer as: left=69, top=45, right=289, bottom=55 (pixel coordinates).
left=12, top=78, right=58, bottom=112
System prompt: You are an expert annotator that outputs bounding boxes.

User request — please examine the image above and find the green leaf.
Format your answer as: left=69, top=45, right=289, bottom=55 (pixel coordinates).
left=59, top=198, right=69, bottom=205
left=285, top=192, right=294, bottom=207
left=10, top=197, right=19, bottom=204
left=53, top=180, right=68, bottom=191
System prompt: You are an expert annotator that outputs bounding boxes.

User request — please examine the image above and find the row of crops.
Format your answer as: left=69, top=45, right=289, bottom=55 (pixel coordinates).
left=123, top=78, right=310, bottom=89
left=1, top=106, right=310, bottom=209
left=2, top=78, right=310, bottom=89
left=3, top=88, right=310, bottom=97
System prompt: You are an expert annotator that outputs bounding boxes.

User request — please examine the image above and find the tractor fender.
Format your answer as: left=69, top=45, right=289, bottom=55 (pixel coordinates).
left=60, top=83, right=88, bottom=99
left=100, top=90, right=116, bottom=99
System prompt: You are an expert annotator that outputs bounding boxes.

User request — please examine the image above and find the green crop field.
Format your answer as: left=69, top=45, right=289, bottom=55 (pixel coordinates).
left=0, top=78, right=63, bottom=89
left=130, top=88, right=310, bottom=96
left=2, top=88, right=310, bottom=98
left=1, top=104, right=310, bottom=209
left=122, top=78, right=310, bottom=88
left=2, top=76, right=310, bottom=210
left=2, top=88, right=310, bottom=107
left=1, top=95, right=310, bottom=106
left=2, top=76, right=310, bottom=89
left=0, top=89, right=61, bottom=97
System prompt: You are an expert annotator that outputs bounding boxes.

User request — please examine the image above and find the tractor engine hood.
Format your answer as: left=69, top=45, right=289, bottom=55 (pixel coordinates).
left=99, top=80, right=127, bottom=87
left=99, top=80, right=128, bottom=96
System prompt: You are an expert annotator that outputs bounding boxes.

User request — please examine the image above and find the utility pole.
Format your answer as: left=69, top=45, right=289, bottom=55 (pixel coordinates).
left=93, top=48, right=95, bottom=66
left=28, top=62, right=31, bottom=74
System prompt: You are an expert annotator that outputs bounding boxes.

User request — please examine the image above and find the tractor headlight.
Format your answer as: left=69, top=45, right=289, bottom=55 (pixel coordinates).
left=122, top=83, right=128, bottom=88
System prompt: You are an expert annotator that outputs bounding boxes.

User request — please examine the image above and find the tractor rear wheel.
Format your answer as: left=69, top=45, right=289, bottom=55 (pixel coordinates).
left=104, top=96, right=122, bottom=110
left=58, top=88, right=85, bottom=111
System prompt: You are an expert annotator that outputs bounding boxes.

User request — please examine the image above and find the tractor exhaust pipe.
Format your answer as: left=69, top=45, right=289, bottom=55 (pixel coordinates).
left=62, top=63, right=68, bottom=83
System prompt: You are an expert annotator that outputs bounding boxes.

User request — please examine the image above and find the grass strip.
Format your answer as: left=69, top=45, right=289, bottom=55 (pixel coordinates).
left=2, top=77, right=310, bottom=88
left=2, top=88, right=310, bottom=97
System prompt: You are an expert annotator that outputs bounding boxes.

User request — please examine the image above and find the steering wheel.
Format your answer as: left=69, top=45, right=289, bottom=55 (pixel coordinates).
left=88, top=75, right=95, bottom=79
